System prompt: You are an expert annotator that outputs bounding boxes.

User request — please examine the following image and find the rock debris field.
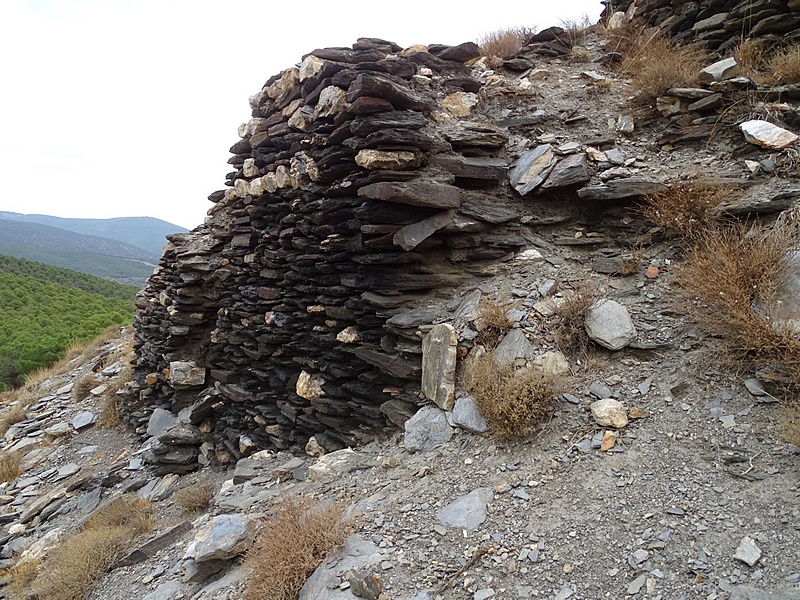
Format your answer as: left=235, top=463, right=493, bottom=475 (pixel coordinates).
left=2, top=22, right=800, bottom=600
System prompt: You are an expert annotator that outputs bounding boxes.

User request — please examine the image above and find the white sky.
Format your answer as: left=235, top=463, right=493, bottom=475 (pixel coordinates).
left=0, top=0, right=604, bottom=230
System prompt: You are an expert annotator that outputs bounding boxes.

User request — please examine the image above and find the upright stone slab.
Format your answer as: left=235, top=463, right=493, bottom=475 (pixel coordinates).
left=421, top=323, right=458, bottom=410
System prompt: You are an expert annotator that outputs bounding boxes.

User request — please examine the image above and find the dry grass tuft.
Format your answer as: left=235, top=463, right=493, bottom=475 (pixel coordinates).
left=174, top=477, right=215, bottom=515
left=0, top=557, right=40, bottom=598
left=765, top=45, right=800, bottom=85
left=98, top=396, right=122, bottom=428
left=552, top=285, right=603, bottom=357
left=558, top=14, right=593, bottom=48
left=678, top=221, right=800, bottom=389
left=734, top=38, right=772, bottom=81
left=478, top=27, right=533, bottom=62
left=462, top=354, right=558, bottom=439
left=639, top=182, right=740, bottom=237
left=33, top=495, right=153, bottom=600
left=72, top=372, right=98, bottom=402
left=0, top=451, right=22, bottom=483
left=244, top=494, right=349, bottom=600
left=475, top=298, right=515, bottom=349
left=0, top=403, right=27, bottom=437
left=613, top=24, right=707, bottom=108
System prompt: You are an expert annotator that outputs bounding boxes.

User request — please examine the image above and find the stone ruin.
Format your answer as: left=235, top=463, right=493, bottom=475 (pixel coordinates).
left=127, top=4, right=800, bottom=473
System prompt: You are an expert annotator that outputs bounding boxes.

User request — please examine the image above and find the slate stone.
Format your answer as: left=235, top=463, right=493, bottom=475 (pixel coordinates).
left=434, top=42, right=481, bottom=62
left=71, top=411, right=96, bottom=431
left=404, top=406, right=453, bottom=452
left=169, top=361, right=206, bottom=388
left=421, top=324, right=458, bottom=410
left=699, top=57, right=739, bottom=83
left=449, top=396, right=488, bottom=433
left=508, top=145, right=557, bottom=195
left=142, top=580, right=184, bottom=600
left=493, top=329, right=536, bottom=365
left=393, top=210, right=455, bottom=251
left=730, top=586, right=800, bottom=600
left=147, top=408, right=178, bottom=438
left=193, top=515, right=252, bottom=562
left=740, top=120, right=799, bottom=150
left=437, top=488, right=493, bottom=530
left=584, top=299, right=637, bottom=351
left=578, top=179, right=669, bottom=200
left=299, top=536, right=383, bottom=600
left=358, top=181, right=461, bottom=208
left=307, top=448, right=360, bottom=481
left=540, top=153, right=590, bottom=190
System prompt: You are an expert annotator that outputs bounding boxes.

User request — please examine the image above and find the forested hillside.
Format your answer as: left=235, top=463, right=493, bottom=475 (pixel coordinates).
left=0, top=255, right=136, bottom=389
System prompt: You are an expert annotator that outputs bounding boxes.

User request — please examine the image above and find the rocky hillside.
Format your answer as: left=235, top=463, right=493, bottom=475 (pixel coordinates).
left=2, top=5, right=800, bottom=600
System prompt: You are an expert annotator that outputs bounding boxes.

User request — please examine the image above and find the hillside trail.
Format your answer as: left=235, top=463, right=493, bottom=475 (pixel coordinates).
left=1, top=30, right=799, bottom=600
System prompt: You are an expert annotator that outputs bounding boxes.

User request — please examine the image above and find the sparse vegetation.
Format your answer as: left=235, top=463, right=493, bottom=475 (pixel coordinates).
left=475, top=298, right=514, bottom=349
left=552, top=285, right=603, bottom=357
left=609, top=22, right=707, bottom=108
left=784, top=403, right=800, bottom=446
left=0, top=450, right=22, bottom=483
left=174, top=477, right=215, bottom=515
left=73, top=372, right=98, bottom=402
left=558, top=14, right=593, bottom=48
left=0, top=557, right=40, bottom=598
left=31, top=495, right=153, bottom=600
left=734, top=38, right=772, bottom=81
left=639, top=182, right=740, bottom=237
left=678, top=221, right=800, bottom=391
left=478, top=27, right=533, bottom=63
left=244, top=494, right=349, bottom=600
left=462, top=353, right=558, bottom=439
left=765, top=45, right=800, bottom=85
left=0, top=402, right=27, bottom=437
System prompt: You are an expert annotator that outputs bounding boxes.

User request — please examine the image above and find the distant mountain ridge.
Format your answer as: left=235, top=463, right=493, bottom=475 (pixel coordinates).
left=0, top=219, right=157, bottom=288
left=0, top=212, right=187, bottom=258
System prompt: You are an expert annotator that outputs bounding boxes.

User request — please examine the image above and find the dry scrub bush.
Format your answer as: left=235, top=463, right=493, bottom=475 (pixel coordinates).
left=244, top=494, right=349, bottom=600
left=0, top=451, right=22, bottom=483
left=33, top=495, right=153, bottom=600
left=475, top=298, right=514, bottom=349
left=639, top=182, right=740, bottom=237
left=175, top=477, right=215, bottom=515
left=765, top=45, right=800, bottom=85
left=558, top=14, right=593, bottom=48
left=679, top=221, right=800, bottom=389
left=0, top=557, right=40, bottom=599
left=478, top=28, right=533, bottom=62
left=552, top=285, right=603, bottom=357
left=0, top=403, right=27, bottom=437
left=614, top=25, right=707, bottom=107
left=72, top=372, right=98, bottom=402
left=462, top=354, right=558, bottom=439
left=783, top=403, right=800, bottom=446
left=734, top=38, right=772, bottom=81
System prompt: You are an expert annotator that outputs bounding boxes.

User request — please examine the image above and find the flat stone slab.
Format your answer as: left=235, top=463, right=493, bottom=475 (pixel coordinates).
left=300, top=535, right=383, bottom=600
left=71, top=411, right=96, bottom=431
left=147, top=408, right=178, bottom=438
left=437, top=488, right=493, bottom=530
left=740, top=120, right=799, bottom=150
left=493, top=329, right=536, bottom=365
left=193, top=515, right=253, bottom=562
left=730, top=586, right=800, bottom=600
left=509, top=145, right=556, bottom=195
left=404, top=406, right=453, bottom=452
left=358, top=181, right=461, bottom=209
left=578, top=178, right=669, bottom=200
left=421, top=323, right=458, bottom=410
left=449, top=396, right=488, bottom=433
left=393, top=210, right=454, bottom=251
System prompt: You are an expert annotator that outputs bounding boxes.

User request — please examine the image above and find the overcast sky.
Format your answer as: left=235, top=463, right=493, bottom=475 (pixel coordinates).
left=0, top=0, right=605, bottom=230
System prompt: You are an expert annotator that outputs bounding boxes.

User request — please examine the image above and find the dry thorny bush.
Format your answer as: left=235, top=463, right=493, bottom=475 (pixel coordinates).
left=678, top=220, right=800, bottom=399
left=21, top=495, right=153, bottom=600
left=0, top=450, right=22, bottom=484
left=639, top=182, right=741, bottom=238
left=244, top=494, right=349, bottom=600
left=462, top=353, right=558, bottom=439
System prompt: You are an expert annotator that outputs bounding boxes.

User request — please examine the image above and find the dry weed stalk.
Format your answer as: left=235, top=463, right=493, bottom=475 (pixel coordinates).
left=558, top=14, right=593, bottom=48
left=0, top=557, right=40, bottom=599
left=734, top=38, right=772, bottom=81
left=639, top=182, right=740, bottom=237
left=478, top=27, right=533, bottom=62
left=462, top=353, right=558, bottom=439
left=244, top=494, right=349, bottom=600
left=175, top=477, right=215, bottom=515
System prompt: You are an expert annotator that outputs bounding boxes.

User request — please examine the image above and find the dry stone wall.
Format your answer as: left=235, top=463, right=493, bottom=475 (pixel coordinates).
left=605, top=0, right=800, bottom=52
left=129, top=38, right=555, bottom=465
